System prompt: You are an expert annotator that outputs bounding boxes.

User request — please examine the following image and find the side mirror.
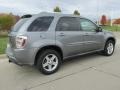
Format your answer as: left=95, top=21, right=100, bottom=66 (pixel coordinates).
left=96, top=26, right=102, bottom=32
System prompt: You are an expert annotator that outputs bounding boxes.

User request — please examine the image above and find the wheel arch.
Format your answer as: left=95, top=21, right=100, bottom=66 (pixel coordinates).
left=106, top=37, right=116, bottom=45
left=34, top=45, right=63, bottom=65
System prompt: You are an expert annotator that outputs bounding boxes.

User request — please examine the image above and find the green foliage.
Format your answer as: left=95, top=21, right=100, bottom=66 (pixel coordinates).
left=0, top=14, right=15, bottom=31
left=0, top=36, right=8, bottom=54
left=73, top=10, right=80, bottom=15
left=102, top=25, right=120, bottom=31
left=53, top=6, right=61, bottom=12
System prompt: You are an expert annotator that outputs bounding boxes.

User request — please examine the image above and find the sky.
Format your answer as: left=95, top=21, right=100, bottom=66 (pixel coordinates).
left=0, top=0, right=120, bottom=20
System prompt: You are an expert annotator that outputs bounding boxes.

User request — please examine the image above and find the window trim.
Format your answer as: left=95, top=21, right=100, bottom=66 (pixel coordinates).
left=55, top=16, right=81, bottom=31
left=80, top=18, right=98, bottom=32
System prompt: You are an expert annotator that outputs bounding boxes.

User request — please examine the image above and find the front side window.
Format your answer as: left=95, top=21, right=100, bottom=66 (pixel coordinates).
left=28, top=16, right=54, bottom=31
left=56, top=17, right=80, bottom=31
left=80, top=18, right=97, bottom=32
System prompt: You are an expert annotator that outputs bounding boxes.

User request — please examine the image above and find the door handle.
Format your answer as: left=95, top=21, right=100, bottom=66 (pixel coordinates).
left=84, top=34, right=89, bottom=36
left=40, top=34, right=46, bottom=39
left=84, top=33, right=89, bottom=36
left=59, top=33, right=65, bottom=36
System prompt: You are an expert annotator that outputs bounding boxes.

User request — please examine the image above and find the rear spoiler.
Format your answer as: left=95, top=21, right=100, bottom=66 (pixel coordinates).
left=21, top=14, right=32, bottom=18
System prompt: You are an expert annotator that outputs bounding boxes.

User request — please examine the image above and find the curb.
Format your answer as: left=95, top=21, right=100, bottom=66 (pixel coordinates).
left=0, top=54, right=6, bottom=59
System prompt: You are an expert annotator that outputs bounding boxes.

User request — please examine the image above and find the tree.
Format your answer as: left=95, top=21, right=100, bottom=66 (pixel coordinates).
left=100, top=15, right=107, bottom=26
left=0, top=14, right=15, bottom=31
left=15, top=15, right=20, bottom=23
left=53, top=6, right=61, bottom=12
left=73, top=10, right=80, bottom=15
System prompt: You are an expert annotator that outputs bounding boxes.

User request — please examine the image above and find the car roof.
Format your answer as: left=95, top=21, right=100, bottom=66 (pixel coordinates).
left=31, top=12, right=84, bottom=18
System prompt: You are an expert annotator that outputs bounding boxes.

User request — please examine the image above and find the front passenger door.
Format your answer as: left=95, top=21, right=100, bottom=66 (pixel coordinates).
left=80, top=18, right=104, bottom=52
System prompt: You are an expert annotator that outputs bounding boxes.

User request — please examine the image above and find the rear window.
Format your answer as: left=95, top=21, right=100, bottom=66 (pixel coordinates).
left=12, top=18, right=28, bottom=32
left=27, top=16, right=54, bottom=32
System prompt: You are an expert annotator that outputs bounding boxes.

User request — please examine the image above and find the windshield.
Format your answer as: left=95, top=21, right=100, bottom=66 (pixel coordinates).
left=12, top=18, right=28, bottom=32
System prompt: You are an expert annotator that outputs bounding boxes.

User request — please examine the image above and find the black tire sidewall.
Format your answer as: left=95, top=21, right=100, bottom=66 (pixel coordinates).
left=36, top=49, right=62, bottom=75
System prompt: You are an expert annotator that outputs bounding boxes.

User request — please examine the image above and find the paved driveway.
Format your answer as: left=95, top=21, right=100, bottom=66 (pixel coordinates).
left=0, top=33, right=120, bottom=90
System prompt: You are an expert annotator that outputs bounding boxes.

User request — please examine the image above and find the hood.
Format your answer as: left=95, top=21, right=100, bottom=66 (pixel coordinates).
left=102, top=29, right=113, bottom=34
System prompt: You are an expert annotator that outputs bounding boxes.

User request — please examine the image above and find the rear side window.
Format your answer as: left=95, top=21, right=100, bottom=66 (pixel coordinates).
left=12, top=18, right=28, bottom=32
left=56, top=17, right=80, bottom=31
left=28, top=16, right=54, bottom=32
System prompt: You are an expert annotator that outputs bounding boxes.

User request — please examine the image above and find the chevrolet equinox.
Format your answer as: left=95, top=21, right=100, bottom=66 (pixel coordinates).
left=6, top=12, right=116, bottom=74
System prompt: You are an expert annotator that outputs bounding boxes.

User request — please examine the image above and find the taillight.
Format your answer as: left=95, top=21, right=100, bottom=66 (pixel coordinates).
left=16, top=36, right=27, bottom=48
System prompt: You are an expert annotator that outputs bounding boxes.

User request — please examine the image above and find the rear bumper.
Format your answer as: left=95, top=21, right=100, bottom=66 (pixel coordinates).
left=8, top=55, right=23, bottom=66
left=6, top=44, right=38, bottom=66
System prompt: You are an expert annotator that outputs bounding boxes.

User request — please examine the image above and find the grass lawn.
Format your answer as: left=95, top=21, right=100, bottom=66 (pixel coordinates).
left=0, top=36, right=8, bottom=54
left=102, top=25, right=120, bottom=31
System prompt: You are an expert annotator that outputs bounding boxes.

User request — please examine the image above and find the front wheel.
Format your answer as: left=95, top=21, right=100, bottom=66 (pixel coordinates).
left=36, top=49, right=62, bottom=75
left=102, top=40, right=115, bottom=56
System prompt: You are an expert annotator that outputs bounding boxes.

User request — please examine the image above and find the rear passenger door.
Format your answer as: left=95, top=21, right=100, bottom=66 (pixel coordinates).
left=55, top=17, right=84, bottom=57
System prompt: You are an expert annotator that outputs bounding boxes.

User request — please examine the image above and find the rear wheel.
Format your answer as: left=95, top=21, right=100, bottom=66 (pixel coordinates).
left=102, top=40, right=115, bottom=56
left=36, top=49, right=62, bottom=75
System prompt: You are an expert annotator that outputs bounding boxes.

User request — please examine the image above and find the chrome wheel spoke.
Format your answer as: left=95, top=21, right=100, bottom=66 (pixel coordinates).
left=43, top=62, right=48, bottom=68
left=45, top=56, right=50, bottom=61
left=48, top=64, right=52, bottom=70
left=52, top=61, right=57, bottom=65
left=50, top=55, right=56, bottom=61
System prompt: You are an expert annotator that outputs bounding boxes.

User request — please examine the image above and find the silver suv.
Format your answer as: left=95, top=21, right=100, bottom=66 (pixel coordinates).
left=6, top=12, right=116, bottom=74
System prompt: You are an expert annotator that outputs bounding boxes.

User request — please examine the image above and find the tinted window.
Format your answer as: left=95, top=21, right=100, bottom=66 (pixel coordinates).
left=80, top=18, right=97, bottom=32
left=28, top=16, right=54, bottom=31
left=56, top=17, right=80, bottom=31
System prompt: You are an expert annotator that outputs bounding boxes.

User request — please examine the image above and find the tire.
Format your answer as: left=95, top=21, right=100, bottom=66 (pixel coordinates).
left=102, top=40, right=115, bottom=56
left=36, top=49, right=62, bottom=75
